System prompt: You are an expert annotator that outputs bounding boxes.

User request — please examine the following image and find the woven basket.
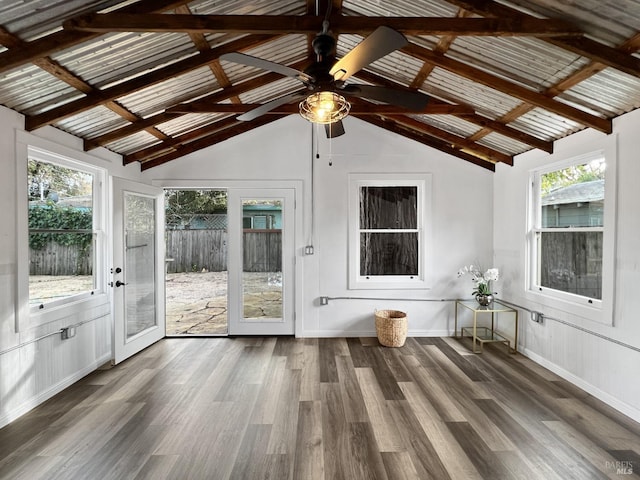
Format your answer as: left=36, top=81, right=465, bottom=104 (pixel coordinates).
left=375, top=310, right=408, bottom=347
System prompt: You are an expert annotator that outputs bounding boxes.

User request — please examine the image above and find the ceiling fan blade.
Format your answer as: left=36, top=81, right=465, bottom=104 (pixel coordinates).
left=329, top=26, right=407, bottom=82
left=341, top=84, right=430, bottom=111
left=237, top=91, right=307, bottom=121
left=324, top=120, right=346, bottom=138
left=220, top=52, right=312, bottom=84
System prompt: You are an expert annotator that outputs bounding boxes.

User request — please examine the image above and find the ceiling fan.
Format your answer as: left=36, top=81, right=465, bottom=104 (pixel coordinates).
left=219, top=21, right=430, bottom=138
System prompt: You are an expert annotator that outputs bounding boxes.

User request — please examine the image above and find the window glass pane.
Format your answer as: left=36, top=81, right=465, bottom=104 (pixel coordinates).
left=360, top=186, right=417, bottom=229
left=28, top=158, right=94, bottom=305
left=538, top=231, right=602, bottom=299
left=125, top=193, right=157, bottom=338
left=360, top=232, right=418, bottom=276
left=540, top=159, right=605, bottom=228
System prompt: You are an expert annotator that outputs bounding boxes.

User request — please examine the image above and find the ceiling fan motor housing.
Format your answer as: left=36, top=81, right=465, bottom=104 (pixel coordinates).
left=312, top=33, right=336, bottom=61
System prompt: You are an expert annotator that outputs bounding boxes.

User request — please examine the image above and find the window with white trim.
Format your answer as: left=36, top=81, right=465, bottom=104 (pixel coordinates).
left=527, top=144, right=616, bottom=324
left=349, top=174, right=431, bottom=290
left=24, top=146, right=106, bottom=314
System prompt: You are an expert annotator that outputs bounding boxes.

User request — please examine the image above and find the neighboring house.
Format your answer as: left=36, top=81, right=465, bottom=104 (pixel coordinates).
left=541, top=180, right=604, bottom=227
left=166, top=204, right=282, bottom=230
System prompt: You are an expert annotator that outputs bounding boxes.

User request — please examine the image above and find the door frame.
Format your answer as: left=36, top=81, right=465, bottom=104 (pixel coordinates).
left=112, top=177, right=166, bottom=364
left=154, top=179, right=304, bottom=336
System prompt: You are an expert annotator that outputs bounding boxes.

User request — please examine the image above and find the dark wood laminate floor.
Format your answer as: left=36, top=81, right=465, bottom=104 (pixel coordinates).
left=1, top=337, right=639, bottom=480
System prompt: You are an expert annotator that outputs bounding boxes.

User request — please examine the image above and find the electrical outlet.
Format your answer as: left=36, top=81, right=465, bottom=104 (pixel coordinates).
left=530, top=311, right=544, bottom=323
left=61, top=326, right=77, bottom=340
left=320, top=296, right=329, bottom=305
left=305, top=245, right=314, bottom=255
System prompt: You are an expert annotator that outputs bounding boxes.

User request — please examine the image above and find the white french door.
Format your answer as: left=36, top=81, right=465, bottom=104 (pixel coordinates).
left=227, top=188, right=295, bottom=335
left=112, top=178, right=165, bottom=364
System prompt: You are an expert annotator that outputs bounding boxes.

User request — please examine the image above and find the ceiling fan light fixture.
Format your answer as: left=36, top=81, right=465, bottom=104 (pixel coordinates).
left=299, top=91, right=350, bottom=124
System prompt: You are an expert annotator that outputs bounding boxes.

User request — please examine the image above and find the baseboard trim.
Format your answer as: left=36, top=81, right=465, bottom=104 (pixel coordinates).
left=0, top=352, right=111, bottom=429
left=522, top=347, right=640, bottom=424
left=299, top=329, right=451, bottom=338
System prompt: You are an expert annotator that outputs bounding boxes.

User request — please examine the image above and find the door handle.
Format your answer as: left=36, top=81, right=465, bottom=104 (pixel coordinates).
left=115, top=280, right=127, bottom=287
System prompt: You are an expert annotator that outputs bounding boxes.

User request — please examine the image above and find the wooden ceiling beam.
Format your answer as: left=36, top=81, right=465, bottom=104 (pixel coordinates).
left=0, top=0, right=191, bottom=75
left=63, top=14, right=583, bottom=37
left=166, top=101, right=474, bottom=115
left=25, top=34, right=280, bottom=131
left=401, top=42, right=612, bottom=134
left=361, top=116, right=495, bottom=171
left=140, top=115, right=286, bottom=170
left=443, top=0, right=640, bottom=79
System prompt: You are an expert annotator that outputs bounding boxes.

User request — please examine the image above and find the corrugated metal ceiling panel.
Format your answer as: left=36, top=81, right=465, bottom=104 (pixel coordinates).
left=156, top=112, right=231, bottom=137
left=56, top=105, right=130, bottom=139
left=0, top=0, right=123, bottom=40
left=508, top=108, right=583, bottom=141
left=560, top=68, right=640, bottom=117
left=238, top=77, right=302, bottom=104
left=477, top=131, right=530, bottom=156
left=410, top=113, right=482, bottom=139
left=343, top=0, right=459, bottom=17
left=424, top=67, right=523, bottom=119
left=500, top=0, right=640, bottom=47
left=117, top=66, right=219, bottom=118
left=51, top=32, right=198, bottom=90
left=0, top=65, right=84, bottom=115
left=189, top=0, right=306, bottom=16
left=447, top=36, right=585, bottom=91
left=105, top=130, right=161, bottom=155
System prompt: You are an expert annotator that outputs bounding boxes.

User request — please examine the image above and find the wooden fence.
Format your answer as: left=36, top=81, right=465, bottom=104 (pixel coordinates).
left=30, top=229, right=282, bottom=275
left=30, top=243, right=92, bottom=276
left=165, top=229, right=281, bottom=273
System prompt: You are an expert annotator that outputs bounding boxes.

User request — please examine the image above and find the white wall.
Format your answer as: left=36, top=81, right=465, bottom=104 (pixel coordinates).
left=0, top=105, right=144, bottom=428
left=148, top=115, right=495, bottom=337
left=494, top=108, right=640, bottom=422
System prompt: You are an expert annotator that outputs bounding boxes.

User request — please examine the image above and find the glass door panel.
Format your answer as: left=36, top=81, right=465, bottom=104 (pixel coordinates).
left=124, top=192, right=157, bottom=338
left=242, top=199, right=283, bottom=321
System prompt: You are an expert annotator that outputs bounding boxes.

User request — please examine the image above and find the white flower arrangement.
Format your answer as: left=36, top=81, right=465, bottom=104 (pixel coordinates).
left=457, top=264, right=499, bottom=296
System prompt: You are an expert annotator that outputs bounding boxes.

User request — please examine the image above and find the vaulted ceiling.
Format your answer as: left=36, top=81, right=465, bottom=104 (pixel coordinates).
left=1, top=0, right=640, bottom=171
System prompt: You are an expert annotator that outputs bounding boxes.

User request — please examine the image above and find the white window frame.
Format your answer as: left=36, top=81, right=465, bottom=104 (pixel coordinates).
left=526, top=139, right=617, bottom=325
left=348, top=173, right=432, bottom=290
left=16, top=135, right=108, bottom=330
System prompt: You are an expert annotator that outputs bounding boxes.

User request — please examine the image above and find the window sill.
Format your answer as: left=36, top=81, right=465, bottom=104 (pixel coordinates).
left=524, top=288, right=611, bottom=326
left=27, top=292, right=110, bottom=329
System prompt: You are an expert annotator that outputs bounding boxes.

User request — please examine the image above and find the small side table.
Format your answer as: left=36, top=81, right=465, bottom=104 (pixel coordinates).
left=454, top=299, right=518, bottom=354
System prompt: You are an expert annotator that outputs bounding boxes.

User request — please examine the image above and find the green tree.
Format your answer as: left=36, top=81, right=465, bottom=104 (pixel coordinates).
left=541, top=159, right=605, bottom=195
left=165, top=190, right=228, bottom=215
left=28, top=159, right=92, bottom=201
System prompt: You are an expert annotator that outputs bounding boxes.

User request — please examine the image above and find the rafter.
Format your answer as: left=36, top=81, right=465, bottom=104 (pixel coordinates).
left=165, top=101, right=474, bottom=115
left=0, top=0, right=192, bottom=75
left=25, top=34, right=279, bottom=131
left=443, top=0, right=640, bottom=79
left=63, top=14, right=583, bottom=38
